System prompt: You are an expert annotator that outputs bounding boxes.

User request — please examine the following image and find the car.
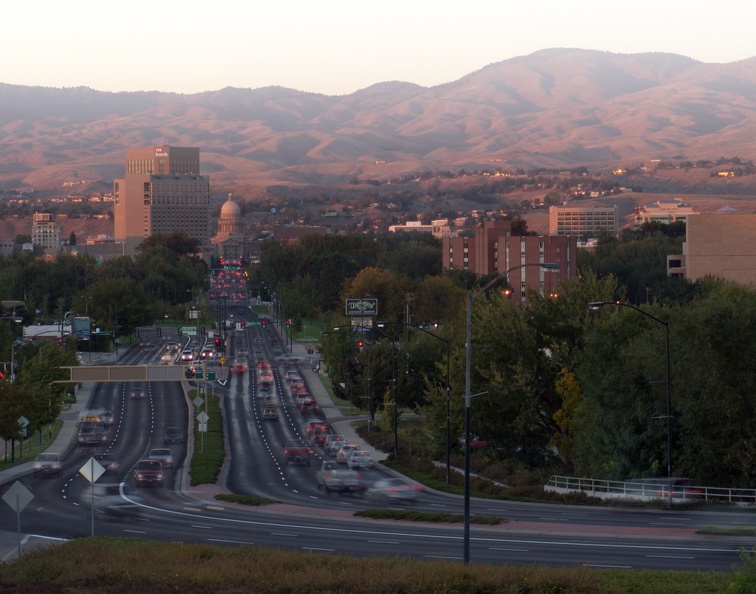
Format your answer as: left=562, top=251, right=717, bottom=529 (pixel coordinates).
left=324, top=435, right=348, bottom=456
left=199, top=348, right=215, bottom=360
left=257, top=384, right=272, bottom=398
left=87, top=483, right=141, bottom=519
left=367, top=478, right=422, bottom=503
left=237, top=348, right=249, bottom=358
left=312, top=426, right=336, bottom=445
left=284, top=439, right=313, bottom=465
left=232, top=358, right=247, bottom=373
left=148, top=448, right=175, bottom=469
left=336, top=444, right=360, bottom=464
left=262, top=406, right=279, bottom=420
left=305, top=419, right=329, bottom=436
left=99, top=410, right=115, bottom=427
left=134, top=459, right=164, bottom=487
left=285, top=370, right=301, bottom=382
left=130, top=387, right=146, bottom=399
left=164, top=426, right=183, bottom=444
left=347, top=450, right=374, bottom=470
left=299, top=396, right=317, bottom=413
left=180, top=349, right=194, bottom=361
left=33, top=453, right=62, bottom=477
left=94, top=453, right=120, bottom=475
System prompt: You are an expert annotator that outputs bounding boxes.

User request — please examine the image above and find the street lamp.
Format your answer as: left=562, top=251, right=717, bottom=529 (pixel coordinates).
left=587, top=301, right=673, bottom=509
left=463, top=262, right=560, bottom=564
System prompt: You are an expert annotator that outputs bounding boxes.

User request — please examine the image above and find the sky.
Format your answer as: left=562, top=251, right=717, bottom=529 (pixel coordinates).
left=6, top=1, right=756, bottom=96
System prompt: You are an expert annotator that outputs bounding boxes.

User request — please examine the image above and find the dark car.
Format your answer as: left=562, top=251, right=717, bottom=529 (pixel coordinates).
left=263, top=406, right=279, bottom=420
left=134, top=459, right=164, bottom=487
left=94, top=453, right=120, bottom=475
left=164, top=426, right=183, bottom=444
left=33, top=453, right=62, bottom=478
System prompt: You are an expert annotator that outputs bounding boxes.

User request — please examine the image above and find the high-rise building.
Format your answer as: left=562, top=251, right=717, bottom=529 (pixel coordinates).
left=442, top=219, right=576, bottom=305
left=113, top=146, right=210, bottom=256
left=549, top=205, right=619, bottom=238
left=31, top=213, right=60, bottom=249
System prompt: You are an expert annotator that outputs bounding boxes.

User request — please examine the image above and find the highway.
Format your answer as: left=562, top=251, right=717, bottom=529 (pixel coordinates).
left=1, top=316, right=753, bottom=571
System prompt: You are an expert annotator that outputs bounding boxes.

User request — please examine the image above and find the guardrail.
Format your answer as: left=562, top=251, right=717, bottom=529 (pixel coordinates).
left=545, top=475, right=756, bottom=504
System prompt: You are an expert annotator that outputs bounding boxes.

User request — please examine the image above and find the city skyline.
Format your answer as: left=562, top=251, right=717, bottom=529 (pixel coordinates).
left=5, top=1, right=756, bottom=96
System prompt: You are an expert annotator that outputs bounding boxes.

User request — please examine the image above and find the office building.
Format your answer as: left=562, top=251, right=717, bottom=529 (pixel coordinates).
left=634, top=200, right=698, bottom=228
left=667, top=213, right=756, bottom=285
left=442, top=219, right=576, bottom=304
left=31, top=213, right=61, bottom=249
left=549, top=205, right=619, bottom=238
left=113, top=146, right=210, bottom=257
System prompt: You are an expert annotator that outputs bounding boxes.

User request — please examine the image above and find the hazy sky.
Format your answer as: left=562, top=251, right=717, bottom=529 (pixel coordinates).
left=6, top=1, right=756, bottom=96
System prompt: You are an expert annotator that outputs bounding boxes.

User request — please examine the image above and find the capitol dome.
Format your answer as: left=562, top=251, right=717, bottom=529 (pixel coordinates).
left=217, top=194, right=242, bottom=238
left=220, top=194, right=241, bottom=218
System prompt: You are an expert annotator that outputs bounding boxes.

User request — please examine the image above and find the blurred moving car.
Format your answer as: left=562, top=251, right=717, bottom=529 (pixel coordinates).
left=262, top=406, right=279, bottom=420
left=94, top=453, right=120, bottom=475
left=134, top=459, right=164, bottom=487
left=130, top=387, right=146, bottom=399
left=148, top=448, right=175, bottom=469
left=336, top=444, right=360, bottom=464
left=164, top=427, right=183, bottom=444
left=180, top=349, right=194, bottom=361
left=367, top=478, right=422, bottom=503
left=347, top=450, right=374, bottom=470
left=232, top=358, right=247, bottom=373
left=88, top=483, right=141, bottom=519
left=33, top=453, right=62, bottom=478
left=99, top=410, right=115, bottom=427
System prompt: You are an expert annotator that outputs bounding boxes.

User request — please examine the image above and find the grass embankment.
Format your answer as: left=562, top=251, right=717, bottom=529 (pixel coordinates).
left=188, top=388, right=225, bottom=486
left=0, top=419, right=62, bottom=468
left=0, top=538, right=747, bottom=594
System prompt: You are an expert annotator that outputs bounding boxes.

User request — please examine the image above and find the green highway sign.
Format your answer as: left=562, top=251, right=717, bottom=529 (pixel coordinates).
left=207, top=371, right=216, bottom=381
left=180, top=326, right=197, bottom=336
left=248, top=321, right=261, bottom=326
left=195, top=370, right=204, bottom=380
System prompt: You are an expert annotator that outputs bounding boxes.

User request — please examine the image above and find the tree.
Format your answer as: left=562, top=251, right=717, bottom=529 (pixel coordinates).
left=68, top=231, right=77, bottom=246
left=137, top=232, right=201, bottom=258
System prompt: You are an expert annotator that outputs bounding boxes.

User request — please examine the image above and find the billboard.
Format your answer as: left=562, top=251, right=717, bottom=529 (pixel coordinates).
left=345, top=298, right=378, bottom=317
left=73, top=316, right=91, bottom=339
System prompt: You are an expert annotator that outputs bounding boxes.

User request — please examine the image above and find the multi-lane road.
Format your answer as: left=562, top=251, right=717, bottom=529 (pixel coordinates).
left=1, top=312, right=753, bottom=571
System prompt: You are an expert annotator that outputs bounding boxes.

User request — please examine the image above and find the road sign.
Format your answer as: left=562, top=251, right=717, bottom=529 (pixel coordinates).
left=197, top=411, right=209, bottom=424
left=198, top=422, right=208, bottom=433
left=219, top=357, right=226, bottom=366
left=195, top=369, right=204, bottom=380
left=2, top=481, right=33, bottom=513
left=248, top=321, right=261, bottom=326
left=193, top=396, right=204, bottom=407
left=79, top=458, right=106, bottom=483
left=17, top=416, right=29, bottom=428
left=207, top=371, right=216, bottom=382
left=180, top=326, right=197, bottom=336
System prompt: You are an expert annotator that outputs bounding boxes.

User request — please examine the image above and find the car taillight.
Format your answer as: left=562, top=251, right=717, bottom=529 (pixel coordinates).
left=354, top=472, right=361, bottom=479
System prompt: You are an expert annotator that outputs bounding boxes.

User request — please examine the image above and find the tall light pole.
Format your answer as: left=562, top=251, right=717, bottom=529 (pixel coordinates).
left=588, top=301, right=673, bottom=509
left=464, top=262, right=560, bottom=564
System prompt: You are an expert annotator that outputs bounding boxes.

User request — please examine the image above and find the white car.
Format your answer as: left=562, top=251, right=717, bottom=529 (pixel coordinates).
left=336, top=444, right=360, bottom=464
left=347, top=450, right=374, bottom=470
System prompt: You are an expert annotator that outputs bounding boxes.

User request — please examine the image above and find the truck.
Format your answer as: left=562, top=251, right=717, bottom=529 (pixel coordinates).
left=284, top=439, right=313, bottom=466
left=316, top=460, right=365, bottom=494
left=77, top=422, right=109, bottom=446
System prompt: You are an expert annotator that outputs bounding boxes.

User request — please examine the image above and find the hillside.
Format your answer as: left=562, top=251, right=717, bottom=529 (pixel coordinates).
left=4, top=49, right=756, bottom=199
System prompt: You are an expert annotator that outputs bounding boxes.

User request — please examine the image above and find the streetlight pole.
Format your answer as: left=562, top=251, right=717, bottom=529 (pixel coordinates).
left=464, top=262, right=560, bottom=564
left=587, top=301, right=673, bottom=509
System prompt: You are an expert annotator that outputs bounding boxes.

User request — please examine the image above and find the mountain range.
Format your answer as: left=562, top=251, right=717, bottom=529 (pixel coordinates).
left=3, top=48, right=756, bottom=195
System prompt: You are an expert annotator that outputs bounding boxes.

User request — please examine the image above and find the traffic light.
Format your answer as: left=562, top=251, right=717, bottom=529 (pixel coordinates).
left=286, top=319, right=291, bottom=328
left=261, top=319, right=267, bottom=328
left=358, top=340, right=364, bottom=350
left=215, top=338, right=221, bottom=349
left=241, top=320, right=246, bottom=328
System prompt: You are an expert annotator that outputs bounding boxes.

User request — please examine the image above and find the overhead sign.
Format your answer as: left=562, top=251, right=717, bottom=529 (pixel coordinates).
left=346, top=298, right=378, bottom=317
left=180, top=327, right=197, bottom=336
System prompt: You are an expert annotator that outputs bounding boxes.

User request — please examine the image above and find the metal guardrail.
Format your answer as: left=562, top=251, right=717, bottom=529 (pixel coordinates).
left=545, top=475, right=756, bottom=504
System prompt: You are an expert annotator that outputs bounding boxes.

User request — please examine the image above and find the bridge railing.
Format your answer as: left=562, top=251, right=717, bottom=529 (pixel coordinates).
left=545, top=475, right=756, bottom=504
